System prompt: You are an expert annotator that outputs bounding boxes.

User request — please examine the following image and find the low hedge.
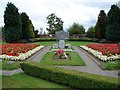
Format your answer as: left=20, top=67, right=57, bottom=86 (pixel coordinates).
left=20, top=62, right=120, bottom=89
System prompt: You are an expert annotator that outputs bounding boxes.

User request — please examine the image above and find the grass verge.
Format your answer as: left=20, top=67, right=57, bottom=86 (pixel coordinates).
left=2, top=73, right=69, bottom=88
left=0, top=60, right=23, bottom=70
left=101, top=60, right=120, bottom=70
left=40, top=52, right=86, bottom=66
left=34, top=41, right=94, bottom=46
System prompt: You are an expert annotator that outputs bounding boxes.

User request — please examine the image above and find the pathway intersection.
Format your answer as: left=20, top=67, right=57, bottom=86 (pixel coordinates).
left=1, top=46, right=119, bottom=78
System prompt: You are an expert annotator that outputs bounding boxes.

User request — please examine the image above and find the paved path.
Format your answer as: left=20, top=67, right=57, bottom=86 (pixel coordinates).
left=58, top=46, right=119, bottom=78
left=1, top=46, right=119, bottom=78
left=28, top=46, right=51, bottom=62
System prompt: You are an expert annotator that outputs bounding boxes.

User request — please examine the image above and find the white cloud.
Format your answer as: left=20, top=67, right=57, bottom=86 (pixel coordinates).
left=0, top=0, right=119, bottom=33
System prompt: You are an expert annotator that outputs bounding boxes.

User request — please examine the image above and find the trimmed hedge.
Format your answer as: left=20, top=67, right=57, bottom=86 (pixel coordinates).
left=20, top=62, right=120, bottom=89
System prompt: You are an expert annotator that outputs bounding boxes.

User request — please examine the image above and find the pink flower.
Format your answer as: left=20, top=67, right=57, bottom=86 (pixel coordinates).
left=57, top=50, right=64, bottom=55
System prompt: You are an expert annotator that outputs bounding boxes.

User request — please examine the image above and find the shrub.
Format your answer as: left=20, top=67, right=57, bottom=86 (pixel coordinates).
left=20, top=62, right=120, bottom=89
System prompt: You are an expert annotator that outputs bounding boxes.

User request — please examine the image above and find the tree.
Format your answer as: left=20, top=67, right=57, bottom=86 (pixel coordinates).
left=67, top=23, right=85, bottom=35
left=34, top=30, right=39, bottom=38
left=3, top=2, right=22, bottom=43
left=106, top=5, right=120, bottom=41
left=0, top=26, right=4, bottom=40
left=46, top=13, right=63, bottom=34
left=39, top=27, right=43, bottom=35
left=87, top=26, right=96, bottom=38
left=95, top=10, right=107, bottom=39
left=28, top=20, right=35, bottom=38
left=20, top=12, right=35, bottom=40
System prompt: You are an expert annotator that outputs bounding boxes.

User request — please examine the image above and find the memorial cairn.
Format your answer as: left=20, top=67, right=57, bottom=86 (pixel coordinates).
left=52, top=30, right=72, bottom=60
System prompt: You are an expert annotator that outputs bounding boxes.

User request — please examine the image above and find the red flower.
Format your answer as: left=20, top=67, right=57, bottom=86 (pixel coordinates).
left=1, top=43, right=40, bottom=56
left=57, top=50, right=64, bottom=55
left=86, top=44, right=120, bottom=56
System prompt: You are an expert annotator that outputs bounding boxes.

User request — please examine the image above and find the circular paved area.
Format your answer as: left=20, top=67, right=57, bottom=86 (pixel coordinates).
left=1, top=46, right=119, bottom=78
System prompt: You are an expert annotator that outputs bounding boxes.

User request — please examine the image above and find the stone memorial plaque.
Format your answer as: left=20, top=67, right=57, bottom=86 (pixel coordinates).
left=56, top=31, right=69, bottom=40
left=55, top=30, right=70, bottom=49
left=59, top=40, right=65, bottom=49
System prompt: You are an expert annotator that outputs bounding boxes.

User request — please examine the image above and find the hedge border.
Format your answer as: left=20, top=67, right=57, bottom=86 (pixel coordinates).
left=20, top=62, right=120, bottom=89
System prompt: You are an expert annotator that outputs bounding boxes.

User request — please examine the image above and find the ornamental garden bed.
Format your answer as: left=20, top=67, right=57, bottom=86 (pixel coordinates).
left=40, top=52, right=86, bottom=66
left=0, top=43, right=44, bottom=61
left=80, top=44, right=120, bottom=70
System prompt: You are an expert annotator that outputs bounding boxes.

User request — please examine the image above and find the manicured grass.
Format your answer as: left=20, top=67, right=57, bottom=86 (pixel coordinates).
left=0, top=42, right=6, bottom=44
left=34, top=41, right=94, bottom=46
left=0, top=76, right=1, bottom=89
left=101, top=60, right=120, bottom=70
left=40, top=52, right=86, bottom=66
left=0, top=60, right=23, bottom=70
left=34, top=41, right=57, bottom=46
left=2, top=73, right=70, bottom=88
left=66, top=41, right=94, bottom=46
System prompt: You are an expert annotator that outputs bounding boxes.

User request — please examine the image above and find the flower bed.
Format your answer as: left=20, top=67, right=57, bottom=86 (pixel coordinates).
left=0, top=43, right=44, bottom=61
left=80, top=44, right=120, bottom=61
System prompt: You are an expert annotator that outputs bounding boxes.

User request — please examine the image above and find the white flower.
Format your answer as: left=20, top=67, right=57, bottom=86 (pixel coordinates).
left=80, top=45, right=120, bottom=61
left=0, top=46, right=44, bottom=61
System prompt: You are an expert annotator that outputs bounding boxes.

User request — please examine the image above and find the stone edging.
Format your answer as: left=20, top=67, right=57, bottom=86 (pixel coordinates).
left=77, top=46, right=106, bottom=70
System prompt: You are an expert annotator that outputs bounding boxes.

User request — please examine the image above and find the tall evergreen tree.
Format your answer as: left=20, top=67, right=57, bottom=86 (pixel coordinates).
left=28, top=20, right=35, bottom=38
left=3, top=2, right=22, bottom=42
left=106, top=5, right=120, bottom=41
left=96, top=10, right=107, bottom=39
left=20, top=12, right=34, bottom=40
left=46, top=13, right=63, bottom=34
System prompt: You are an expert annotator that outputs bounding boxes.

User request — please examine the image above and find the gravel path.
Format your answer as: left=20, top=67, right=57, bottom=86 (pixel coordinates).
left=1, top=46, right=119, bottom=78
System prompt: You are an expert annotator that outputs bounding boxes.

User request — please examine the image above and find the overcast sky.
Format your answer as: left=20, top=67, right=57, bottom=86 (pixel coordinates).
left=0, top=0, right=119, bottom=33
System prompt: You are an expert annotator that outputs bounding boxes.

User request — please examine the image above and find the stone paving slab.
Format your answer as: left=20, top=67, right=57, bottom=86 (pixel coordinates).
left=2, top=68, right=23, bottom=76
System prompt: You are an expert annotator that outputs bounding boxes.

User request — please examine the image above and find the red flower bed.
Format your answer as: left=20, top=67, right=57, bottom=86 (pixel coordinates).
left=0, top=43, right=39, bottom=56
left=86, top=44, right=120, bottom=56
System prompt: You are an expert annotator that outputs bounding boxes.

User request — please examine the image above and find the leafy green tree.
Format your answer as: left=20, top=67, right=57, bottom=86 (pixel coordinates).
left=46, top=13, right=63, bottom=34
left=95, top=10, right=107, bottom=39
left=3, top=2, right=22, bottom=43
left=106, top=5, right=120, bottom=41
left=67, top=23, right=85, bottom=35
left=28, top=20, right=35, bottom=38
left=34, top=30, right=39, bottom=38
left=20, top=12, right=35, bottom=40
left=87, top=26, right=96, bottom=38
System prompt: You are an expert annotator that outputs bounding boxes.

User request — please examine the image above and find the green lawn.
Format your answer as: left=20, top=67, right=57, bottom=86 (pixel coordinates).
left=101, top=60, right=120, bottom=70
left=34, top=41, right=94, bottom=46
left=2, top=73, right=70, bottom=88
left=0, top=42, right=6, bottom=44
left=40, top=52, right=86, bottom=66
left=0, top=60, right=24, bottom=70
left=66, top=41, right=93, bottom=46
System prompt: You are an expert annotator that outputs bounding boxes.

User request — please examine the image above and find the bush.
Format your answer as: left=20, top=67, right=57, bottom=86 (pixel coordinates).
left=20, top=62, right=120, bottom=89
left=29, top=38, right=56, bottom=42
left=68, top=38, right=93, bottom=42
